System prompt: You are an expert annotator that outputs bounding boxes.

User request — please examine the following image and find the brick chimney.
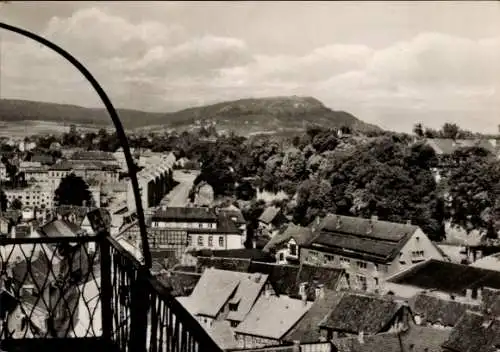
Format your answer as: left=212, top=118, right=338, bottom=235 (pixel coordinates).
left=358, top=331, right=364, bottom=344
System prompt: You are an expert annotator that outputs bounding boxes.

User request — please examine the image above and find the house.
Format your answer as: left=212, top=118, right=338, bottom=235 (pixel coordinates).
left=408, top=293, right=480, bottom=329
left=234, top=295, right=312, bottom=349
left=0, top=216, right=11, bottom=235
left=441, top=310, right=500, bottom=352
left=258, top=206, right=287, bottom=237
left=196, top=259, right=350, bottom=300
left=149, top=207, right=244, bottom=261
left=471, top=252, right=500, bottom=271
left=316, top=292, right=412, bottom=340
left=219, top=205, right=248, bottom=241
left=263, top=224, right=314, bottom=264
left=300, top=214, right=444, bottom=292
left=384, top=259, right=500, bottom=303
left=332, top=325, right=450, bottom=352
left=177, top=268, right=273, bottom=329
left=194, top=182, right=215, bottom=207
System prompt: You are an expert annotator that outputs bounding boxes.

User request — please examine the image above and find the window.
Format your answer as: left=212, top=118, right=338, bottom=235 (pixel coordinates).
left=357, top=261, right=367, bottom=269
left=197, top=236, right=203, bottom=246
left=230, top=321, right=238, bottom=328
left=279, top=252, right=284, bottom=261
left=357, top=275, right=367, bottom=291
left=340, top=257, right=351, bottom=266
left=374, top=277, right=379, bottom=287
left=208, top=235, right=213, bottom=247
left=289, top=243, right=297, bottom=256
left=218, top=236, right=224, bottom=247
left=324, top=254, right=334, bottom=263
left=308, top=251, right=319, bottom=262
left=198, top=223, right=203, bottom=228
left=412, top=250, right=425, bottom=257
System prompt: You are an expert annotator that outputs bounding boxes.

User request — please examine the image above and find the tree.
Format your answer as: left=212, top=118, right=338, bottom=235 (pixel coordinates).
left=10, top=198, right=22, bottom=210
left=54, top=174, right=92, bottom=207
left=441, top=123, right=460, bottom=140
left=413, top=123, right=424, bottom=138
left=446, top=151, right=500, bottom=236
left=0, top=189, right=7, bottom=212
left=293, top=178, right=334, bottom=226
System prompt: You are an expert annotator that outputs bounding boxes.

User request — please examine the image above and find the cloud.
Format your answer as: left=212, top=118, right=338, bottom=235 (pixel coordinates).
left=1, top=6, right=499, bottom=133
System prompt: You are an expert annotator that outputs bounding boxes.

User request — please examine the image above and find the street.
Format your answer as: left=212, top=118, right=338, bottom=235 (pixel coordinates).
left=160, top=170, right=199, bottom=207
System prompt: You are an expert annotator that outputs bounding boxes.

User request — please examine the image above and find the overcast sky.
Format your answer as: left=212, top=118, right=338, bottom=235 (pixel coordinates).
left=1, top=1, right=499, bottom=132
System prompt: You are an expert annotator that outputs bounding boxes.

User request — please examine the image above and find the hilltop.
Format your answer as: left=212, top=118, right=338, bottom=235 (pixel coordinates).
left=0, top=96, right=381, bottom=135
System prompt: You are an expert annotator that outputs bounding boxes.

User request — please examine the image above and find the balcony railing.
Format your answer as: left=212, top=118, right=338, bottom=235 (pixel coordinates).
left=0, top=233, right=223, bottom=352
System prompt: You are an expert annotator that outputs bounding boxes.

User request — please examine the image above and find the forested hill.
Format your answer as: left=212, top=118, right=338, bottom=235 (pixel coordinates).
left=0, top=96, right=381, bottom=134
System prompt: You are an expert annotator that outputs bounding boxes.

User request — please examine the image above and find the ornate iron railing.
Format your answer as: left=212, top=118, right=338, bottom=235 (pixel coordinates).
left=0, top=234, right=222, bottom=352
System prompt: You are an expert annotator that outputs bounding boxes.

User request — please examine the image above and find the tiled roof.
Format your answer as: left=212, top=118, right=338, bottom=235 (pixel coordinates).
left=70, top=151, right=116, bottom=161
left=283, top=289, right=344, bottom=343
left=235, top=295, right=312, bottom=340
left=307, top=214, right=418, bottom=263
left=425, top=138, right=497, bottom=156
left=197, top=256, right=252, bottom=273
left=85, top=208, right=112, bottom=233
left=258, top=206, right=282, bottom=224
left=482, top=287, right=500, bottom=316
left=409, top=293, right=479, bottom=327
left=471, top=253, right=500, bottom=271
left=193, top=249, right=275, bottom=262
left=319, top=293, right=403, bottom=334
left=442, top=311, right=500, bottom=352
left=38, top=219, right=81, bottom=237
left=248, top=262, right=301, bottom=296
left=263, top=224, right=314, bottom=253
left=187, top=268, right=267, bottom=319
left=187, top=212, right=240, bottom=234
left=205, top=320, right=238, bottom=350
left=333, top=325, right=450, bottom=352
left=14, top=225, right=31, bottom=238
left=219, top=208, right=246, bottom=225
left=387, top=259, right=500, bottom=294
left=152, top=207, right=218, bottom=222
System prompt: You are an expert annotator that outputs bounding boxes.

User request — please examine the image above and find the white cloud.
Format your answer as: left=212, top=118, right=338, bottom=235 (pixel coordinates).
left=1, top=6, right=499, bottom=133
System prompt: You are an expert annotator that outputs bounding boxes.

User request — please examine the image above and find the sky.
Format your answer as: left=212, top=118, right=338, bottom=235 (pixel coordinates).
left=0, top=1, right=499, bottom=133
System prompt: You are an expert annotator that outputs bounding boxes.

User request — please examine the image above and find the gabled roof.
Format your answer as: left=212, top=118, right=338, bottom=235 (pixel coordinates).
left=84, top=208, right=112, bottom=234
left=283, top=289, right=344, bottom=343
left=235, top=295, right=312, bottom=340
left=307, top=214, right=418, bottom=263
left=333, top=325, right=450, bottom=352
left=37, top=219, right=81, bottom=237
left=387, top=259, right=500, bottom=294
left=409, top=293, right=479, bottom=327
left=219, top=208, right=246, bottom=225
left=319, top=293, right=404, bottom=334
left=258, top=206, right=282, bottom=224
left=152, top=207, right=217, bottom=222
left=187, top=268, right=267, bottom=319
left=442, top=311, right=500, bottom=352
left=425, top=138, right=497, bottom=156
left=263, top=224, right=314, bottom=253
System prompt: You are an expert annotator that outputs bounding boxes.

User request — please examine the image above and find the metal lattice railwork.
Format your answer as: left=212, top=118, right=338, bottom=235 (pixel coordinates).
left=1, top=235, right=223, bottom=352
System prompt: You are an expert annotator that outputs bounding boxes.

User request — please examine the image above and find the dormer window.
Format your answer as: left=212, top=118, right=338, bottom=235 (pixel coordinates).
left=228, top=298, right=240, bottom=312
left=289, top=243, right=297, bottom=256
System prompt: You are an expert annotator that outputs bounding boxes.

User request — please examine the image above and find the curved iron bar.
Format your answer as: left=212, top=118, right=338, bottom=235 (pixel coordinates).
left=0, top=22, right=152, bottom=268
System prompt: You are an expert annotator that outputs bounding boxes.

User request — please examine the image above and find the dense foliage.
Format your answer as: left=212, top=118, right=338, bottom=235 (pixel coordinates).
left=54, top=174, right=93, bottom=207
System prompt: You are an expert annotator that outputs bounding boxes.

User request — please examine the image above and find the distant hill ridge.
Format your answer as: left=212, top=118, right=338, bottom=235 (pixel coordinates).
left=0, top=96, right=381, bottom=133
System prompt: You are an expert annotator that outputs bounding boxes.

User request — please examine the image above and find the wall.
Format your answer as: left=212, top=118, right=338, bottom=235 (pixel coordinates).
left=300, top=343, right=331, bottom=352
left=235, top=334, right=280, bottom=349
left=397, top=229, right=444, bottom=271
left=153, top=221, right=217, bottom=229
left=188, top=233, right=243, bottom=250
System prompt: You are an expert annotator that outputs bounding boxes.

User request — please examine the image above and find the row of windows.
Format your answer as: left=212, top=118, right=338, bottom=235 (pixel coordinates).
left=187, top=235, right=225, bottom=247
left=307, top=250, right=388, bottom=272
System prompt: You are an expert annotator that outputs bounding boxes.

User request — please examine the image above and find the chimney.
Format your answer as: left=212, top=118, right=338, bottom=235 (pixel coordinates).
left=336, top=216, right=342, bottom=229
left=299, top=282, right=308, bottom=305
left=315, top=284, right=325, bottom=300
left=292, top=341, right=300, bottom=352
left=477, top=288, right=482, bottom=302
left=466, top=289, right=473, bottom=300
left=406, top=219, right=412, bottom=225
left=358, top=331, right=364, bottom=344
left=368, top=216, right=377, bottom=234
